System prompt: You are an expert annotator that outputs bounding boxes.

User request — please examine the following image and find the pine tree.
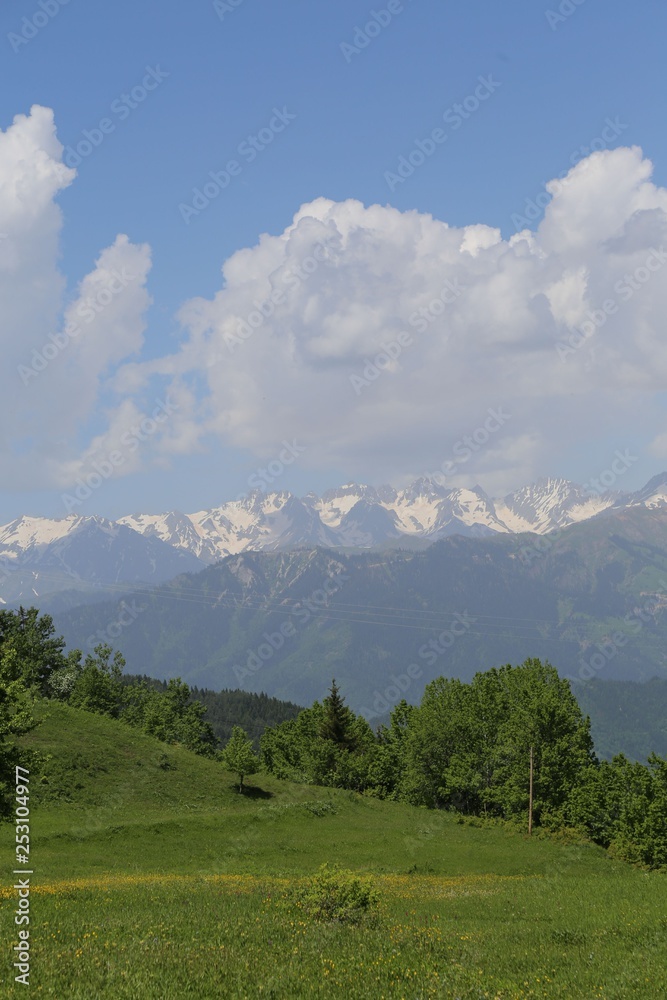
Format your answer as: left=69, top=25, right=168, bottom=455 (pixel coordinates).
left=320, top=679, right=356, bottom=750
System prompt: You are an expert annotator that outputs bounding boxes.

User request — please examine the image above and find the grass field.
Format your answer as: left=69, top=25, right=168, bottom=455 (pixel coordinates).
left=1, top=702, right=665, bottom=998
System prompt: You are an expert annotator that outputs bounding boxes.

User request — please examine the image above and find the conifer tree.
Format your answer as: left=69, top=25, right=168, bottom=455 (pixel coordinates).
left=320, top=679, right=356, bottom=751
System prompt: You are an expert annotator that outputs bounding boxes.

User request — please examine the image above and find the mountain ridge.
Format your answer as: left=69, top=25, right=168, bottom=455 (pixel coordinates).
left=50, top=505, right=667, bottom=712
left=1, top=473, right=665, bottom=603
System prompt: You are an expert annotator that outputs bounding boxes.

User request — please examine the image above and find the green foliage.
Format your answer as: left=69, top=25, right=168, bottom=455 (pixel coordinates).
left=567, top=752, right=667, bottom=869
left=402, top=659, right=596, bottom=826
left=123, top=677, right=218, bottom=757
left=261, top=696, right=377, bottom=791
left=365, top=699, right=414, bottom=799
left=69, top=645, right=125, bottom=717
left=0, top=605, right=68, bottom=689
left=260, top=663, right=667, bottom=869
left=220, top=725, right=259, bottom=791
left=0, top=645, right=38, bottom=817
left=294, top=863, right=379, bottom=924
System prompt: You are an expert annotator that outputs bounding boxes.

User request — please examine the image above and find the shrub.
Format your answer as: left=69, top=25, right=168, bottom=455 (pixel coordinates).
left=295, top=864, right=379, bottom=925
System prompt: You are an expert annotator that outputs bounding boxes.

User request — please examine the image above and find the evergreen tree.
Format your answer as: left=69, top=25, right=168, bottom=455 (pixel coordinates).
left=320, top=679, right=356, bottom=750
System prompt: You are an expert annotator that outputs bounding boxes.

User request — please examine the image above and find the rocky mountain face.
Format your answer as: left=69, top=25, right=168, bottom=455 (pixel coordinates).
left=0, top=514, right=203, bottom=605
left=2, top=473, right=667, bottom=603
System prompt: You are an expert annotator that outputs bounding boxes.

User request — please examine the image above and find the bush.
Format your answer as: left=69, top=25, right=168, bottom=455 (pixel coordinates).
left=295, top=864, right=379, bottom=925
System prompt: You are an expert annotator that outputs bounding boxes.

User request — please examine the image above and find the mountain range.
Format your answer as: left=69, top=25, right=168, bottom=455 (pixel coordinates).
left=50, top=503, right=667, bottom=714
left=2, top=472, right=667, bottom=605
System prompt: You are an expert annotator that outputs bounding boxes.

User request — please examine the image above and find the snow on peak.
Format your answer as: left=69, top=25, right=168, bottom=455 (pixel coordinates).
left=3, top=475, right=667, bottom=597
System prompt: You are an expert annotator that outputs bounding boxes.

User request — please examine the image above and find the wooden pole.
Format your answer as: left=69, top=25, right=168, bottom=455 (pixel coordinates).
left=528, top=745, right=534, bottom=836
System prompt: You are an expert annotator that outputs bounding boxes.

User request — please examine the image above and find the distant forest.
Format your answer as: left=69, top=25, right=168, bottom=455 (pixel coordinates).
left=122, top=673, right=667, bottom=762
left=123, top=674, right=303, bottom=746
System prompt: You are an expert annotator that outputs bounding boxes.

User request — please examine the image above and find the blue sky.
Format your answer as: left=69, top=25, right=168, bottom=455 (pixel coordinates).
left=1, top=0, right=667, bottom=520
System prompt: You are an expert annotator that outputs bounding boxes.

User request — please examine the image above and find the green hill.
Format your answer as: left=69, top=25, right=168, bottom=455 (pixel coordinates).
left=3, top=699, right=604, bottom=881
left=1, top=701, right=665, bottom=998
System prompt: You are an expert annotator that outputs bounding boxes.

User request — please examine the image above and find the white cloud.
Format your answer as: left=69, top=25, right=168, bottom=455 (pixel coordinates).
left=0, top=106, right=155, bottom=490
left=120, top=145, right=667, bottom=492
left=3, top=108, right=667, bottom=498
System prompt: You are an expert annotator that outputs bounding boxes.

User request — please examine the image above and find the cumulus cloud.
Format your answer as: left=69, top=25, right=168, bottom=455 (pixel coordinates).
left=4, top=107, right=667, bottom=498
left=0, top=106, right=156, bottom=491
left=118, top=145, right=667, bottom=492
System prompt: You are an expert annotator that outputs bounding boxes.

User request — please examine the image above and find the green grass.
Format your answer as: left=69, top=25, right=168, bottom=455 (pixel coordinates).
left=0, top=702, right=665, bottom=998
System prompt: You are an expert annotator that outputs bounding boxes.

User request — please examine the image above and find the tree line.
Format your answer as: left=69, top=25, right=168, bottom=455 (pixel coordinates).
left=259, top=665, right=667, bottom=869
left=1, top=607, right=665, bottom=869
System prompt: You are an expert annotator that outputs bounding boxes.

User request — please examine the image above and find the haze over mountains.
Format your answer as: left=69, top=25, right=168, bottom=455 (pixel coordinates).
left=2, top=473, right=667, bottom=605
left=51, top=502, right=667, bottom=715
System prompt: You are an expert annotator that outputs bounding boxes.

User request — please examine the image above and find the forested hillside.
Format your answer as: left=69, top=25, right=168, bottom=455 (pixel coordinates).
left=576, top=677, right=667, bottom=760
left=2, top=607, right=666, bottom=873
left=52, top=509, right=667, bottom=712
left=123, top=674, right=302, bottom=745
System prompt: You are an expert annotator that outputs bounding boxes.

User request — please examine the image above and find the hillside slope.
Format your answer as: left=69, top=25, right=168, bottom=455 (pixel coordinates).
left=4, top=700, right=611, bottom=882
left=52, top=508, right=667, bottom=712
left=3, top=703, right=665, bottom=999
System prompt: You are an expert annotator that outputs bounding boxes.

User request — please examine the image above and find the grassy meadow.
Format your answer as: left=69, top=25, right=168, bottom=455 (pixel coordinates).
left=0, top=702, right=665, bottom=998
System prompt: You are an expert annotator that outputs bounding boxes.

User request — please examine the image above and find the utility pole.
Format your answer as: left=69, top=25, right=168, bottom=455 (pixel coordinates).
left=528, top=745, right=534, bottom=836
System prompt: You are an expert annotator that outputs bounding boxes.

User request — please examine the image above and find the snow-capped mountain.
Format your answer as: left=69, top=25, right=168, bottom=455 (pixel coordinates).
left=2, top=474, right=667, bottom=603
left=0, top=514, right=203, bottom=605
